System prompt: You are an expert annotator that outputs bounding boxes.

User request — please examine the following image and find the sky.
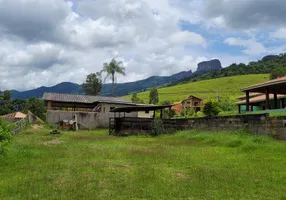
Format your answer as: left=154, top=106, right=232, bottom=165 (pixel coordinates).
left=0, top=0, right=286, bottom=91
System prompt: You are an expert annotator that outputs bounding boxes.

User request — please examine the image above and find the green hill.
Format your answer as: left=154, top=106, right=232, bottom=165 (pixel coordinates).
left=125, top=74, right=269, bottom=103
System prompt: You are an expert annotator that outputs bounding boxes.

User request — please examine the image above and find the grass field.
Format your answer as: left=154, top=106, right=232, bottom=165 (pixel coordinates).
left=125, top=74, right=269, bottom=103
left=0, top=127, right=285, bottom=199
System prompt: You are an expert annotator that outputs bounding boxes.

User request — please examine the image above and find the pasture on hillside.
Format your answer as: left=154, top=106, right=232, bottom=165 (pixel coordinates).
left=125, top=74, right=269, bottom=103
left=0, top=128, right=285, bottom=199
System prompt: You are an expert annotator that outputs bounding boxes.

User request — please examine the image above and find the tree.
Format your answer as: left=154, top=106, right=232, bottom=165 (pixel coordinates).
left=82, top=72, right=102, bottom=95
left=102, top=59, right=125, bottom=96
left=270, top=66, right=286, bottom=79
left=3, top=90, right=11, bottom=101
left=149, top=88, right=159, bottom=105
left=131, top=93, right=144, bottom=104
left=217, top=96, right=236, bottom=112
left=203, top=100, right=221, bottom=117
left=27, top=97, right=46, bottom=120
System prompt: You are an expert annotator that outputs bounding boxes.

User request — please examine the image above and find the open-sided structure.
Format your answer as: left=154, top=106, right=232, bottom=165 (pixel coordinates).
left=109, top=104, right=173, bottom=135
left=43, top=92, right=138, bottom=129
left=239, top=76, right=286, bottom=112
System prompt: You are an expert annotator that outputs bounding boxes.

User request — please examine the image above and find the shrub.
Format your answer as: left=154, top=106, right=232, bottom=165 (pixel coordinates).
left=203, top=100, right=221, bottom=117
left=0, top=119, right=12, bottom=155
left=150, top=119, right=165, bottom=136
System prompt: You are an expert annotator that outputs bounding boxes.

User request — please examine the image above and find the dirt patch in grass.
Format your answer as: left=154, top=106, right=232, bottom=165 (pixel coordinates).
left=176, top=172, right=189, bottom=179
left=71, top=135, right=119, bottom=141
left=43, top=139, right=62, bottom=145
left=32, top=124, right=43, bottom=130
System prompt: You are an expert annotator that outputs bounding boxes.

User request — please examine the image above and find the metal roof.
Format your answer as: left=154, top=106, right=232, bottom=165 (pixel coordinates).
left=241, top=76, right=286, bottom=93
left=1, top=112, right=27, bottom=119
left=110, top=105, right=172, bottom=112
left=42, top=93, right=132, bottom=104
left=236, top=94, right=286, bottom=105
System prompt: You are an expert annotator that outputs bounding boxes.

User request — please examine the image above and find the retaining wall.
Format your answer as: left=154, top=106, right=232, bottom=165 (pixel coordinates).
left=115, top=114, right=286, bottom=140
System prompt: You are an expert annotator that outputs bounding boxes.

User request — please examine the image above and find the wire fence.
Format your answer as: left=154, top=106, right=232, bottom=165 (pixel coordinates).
left=9, top=118, right=29, bottom=135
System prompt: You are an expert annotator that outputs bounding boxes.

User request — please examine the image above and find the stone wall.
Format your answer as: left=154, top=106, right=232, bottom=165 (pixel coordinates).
left=115, top=114, right=286, bottom=140
left=181, top=114, right=286, bottom=140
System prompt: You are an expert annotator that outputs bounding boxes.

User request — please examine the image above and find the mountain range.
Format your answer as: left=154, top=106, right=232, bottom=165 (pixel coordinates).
left=10, top=59, right=222, bottom=99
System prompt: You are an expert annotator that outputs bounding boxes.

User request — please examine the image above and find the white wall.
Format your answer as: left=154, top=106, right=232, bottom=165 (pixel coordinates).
left=46, top=102, right=138, bottom=129
left=138, top=111, right=154, bottom=118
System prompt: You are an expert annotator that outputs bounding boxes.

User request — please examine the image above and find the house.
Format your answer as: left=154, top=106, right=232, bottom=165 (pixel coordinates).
left=237, top=76, right=286, bottom=113
left=1, top=112, right=27, bottom=123
left=171, top=95, right=204, bottom=114
left=43, top=93, right=154, bottom=129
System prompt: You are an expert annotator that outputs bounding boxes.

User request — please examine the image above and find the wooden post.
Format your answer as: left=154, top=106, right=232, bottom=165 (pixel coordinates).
left=153, top=110, right=156, bottom=119
left=282, top=98, right=285, bottom=108
left=47, top=101, right=52, bottom=110
left=274, top=93, right=278, bottom=109
left=246, top=91, right=250, bottom=112
left=74, top=114, right=78, bottom=131
left=160, top=109, right=163, bottom=119
left=265, top=88, right=270, bottom=110
left=238, top=105, right=241, bottom=114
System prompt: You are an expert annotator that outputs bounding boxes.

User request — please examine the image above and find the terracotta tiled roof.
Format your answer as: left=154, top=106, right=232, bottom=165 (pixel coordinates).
left=1, top=112, right=27, bottom=119
left=43, top=93, right=132, bottom=104
left=171, top=103, right=183, bottom=114
left=236, top=92, right=264, bottom=100
left=241, top=76, right=286, bottom=91
left=236, top=94, right=286, bottom=105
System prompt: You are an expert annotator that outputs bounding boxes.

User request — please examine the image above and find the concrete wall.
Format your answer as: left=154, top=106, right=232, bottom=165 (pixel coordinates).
left=46, top=107, right=137, bottom=129
left=138, top=111, right=154, bottom=118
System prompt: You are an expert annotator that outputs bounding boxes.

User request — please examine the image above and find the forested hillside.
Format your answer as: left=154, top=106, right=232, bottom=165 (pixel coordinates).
left=169, top=54, right=286, bottom=86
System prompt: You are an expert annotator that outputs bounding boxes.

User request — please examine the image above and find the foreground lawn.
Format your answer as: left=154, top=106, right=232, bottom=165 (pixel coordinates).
left=0, top=128, right=285, bottom=200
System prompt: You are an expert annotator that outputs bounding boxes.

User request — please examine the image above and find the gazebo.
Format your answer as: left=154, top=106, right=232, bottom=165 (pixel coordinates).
left=241, top=76, right=286, bottom=112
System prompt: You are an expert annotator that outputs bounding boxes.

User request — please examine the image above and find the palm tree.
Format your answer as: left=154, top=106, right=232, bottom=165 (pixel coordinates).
left=102, top=59, right=126, bottom=97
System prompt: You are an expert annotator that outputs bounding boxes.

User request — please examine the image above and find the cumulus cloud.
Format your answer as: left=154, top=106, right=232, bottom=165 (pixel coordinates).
left=0, top=0, right=284, bottom=91
left=224, top=37, right=267, bottom=55
left=204, top=0, right=286, bottom=29
left=270, top=27, right=286, bottom=39
left=0, top=0, right=208, bottom=91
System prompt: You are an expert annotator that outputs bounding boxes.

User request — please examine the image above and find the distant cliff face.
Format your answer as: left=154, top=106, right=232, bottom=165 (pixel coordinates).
left=197, top=59, right=222, bottom=73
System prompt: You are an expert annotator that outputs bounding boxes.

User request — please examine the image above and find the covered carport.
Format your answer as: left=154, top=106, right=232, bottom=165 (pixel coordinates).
left=241, top=76, right=286, bottom=112
left=109, top=105, right=173, bottom=135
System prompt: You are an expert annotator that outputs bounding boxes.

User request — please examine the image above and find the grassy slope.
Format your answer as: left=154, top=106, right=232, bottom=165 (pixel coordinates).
left=125, top=74, right=269, bottom=103
left=0, top=128, right=285, bottom=199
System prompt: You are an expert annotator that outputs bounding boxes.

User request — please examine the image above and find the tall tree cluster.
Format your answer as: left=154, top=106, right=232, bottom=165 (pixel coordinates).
left=149, top=88, right=159, bottom=105
left=82, top=73, right=102, bottom=95
left=82, top=58, right=126, bottom=97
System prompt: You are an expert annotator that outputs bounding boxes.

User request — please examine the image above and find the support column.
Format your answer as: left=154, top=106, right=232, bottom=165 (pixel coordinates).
left=246, top=91, right=250, bottom=112
left=153, top=110, right=156, bottom=119
left=274, top=93, right=278, bottom=109
left=47, top=101, right=52, bottom=110
left=160, top=109, right=163, bottom=119
left=238, top=105, right=241, bottom=114
left=282, top=98, right=285, bottom=108
left=265, top=88, right=270, bottom=110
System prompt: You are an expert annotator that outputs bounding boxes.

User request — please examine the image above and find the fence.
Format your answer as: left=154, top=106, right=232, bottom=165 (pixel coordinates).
left=10, top=118, right=29, bottom=134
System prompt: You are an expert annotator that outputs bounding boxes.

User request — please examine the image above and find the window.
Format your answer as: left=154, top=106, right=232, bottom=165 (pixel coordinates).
left=194, top=102, right=199, bottom=106
left=145, top=110, right=150, bottom=114
left=187, top=102, right=191, bottom=104
left=110, top=107, right=115, bottom=112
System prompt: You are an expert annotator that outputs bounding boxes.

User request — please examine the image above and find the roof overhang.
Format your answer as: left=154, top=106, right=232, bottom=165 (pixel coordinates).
left=110, top=105, right=173, bottom=113
left=241, top=79, right=286, bottom=94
